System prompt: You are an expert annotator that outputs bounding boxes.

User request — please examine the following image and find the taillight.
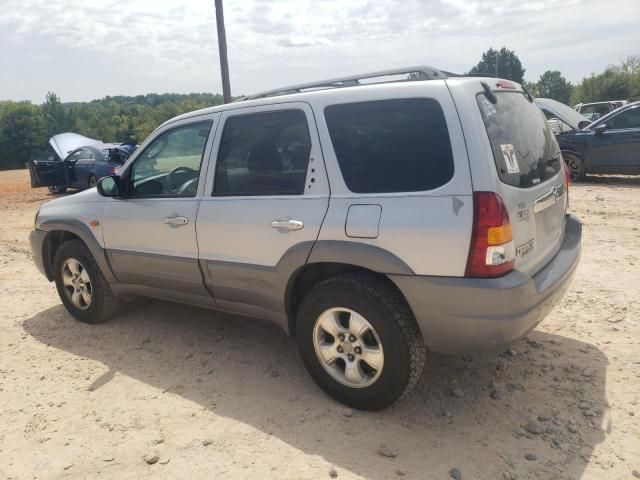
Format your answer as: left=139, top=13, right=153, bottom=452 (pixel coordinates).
left=561, top=155, right=570, bottom=211
left=465, top=192, right=515, bottom=278
left=562, top=156, right=571, bottom=188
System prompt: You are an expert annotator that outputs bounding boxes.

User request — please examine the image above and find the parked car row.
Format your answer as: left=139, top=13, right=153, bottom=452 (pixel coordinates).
left=538, top=98, right=640, bottom=181
left=574, top=100, right=628, bottom=121
left=26, top=133, right=136, bottom=194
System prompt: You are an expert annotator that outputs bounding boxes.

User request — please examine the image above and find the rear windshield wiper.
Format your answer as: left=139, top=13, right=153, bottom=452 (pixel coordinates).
left=521, top=85, right=534, bottom=103
left=481, top=81, right=497, bottom=104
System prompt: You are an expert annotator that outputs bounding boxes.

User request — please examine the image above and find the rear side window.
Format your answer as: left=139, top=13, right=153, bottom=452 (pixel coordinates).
left=477, top=92, right=561, bottom=188
left=325, top=99, right=454, bottom=193
left=213, top=110, right=311, bottom=196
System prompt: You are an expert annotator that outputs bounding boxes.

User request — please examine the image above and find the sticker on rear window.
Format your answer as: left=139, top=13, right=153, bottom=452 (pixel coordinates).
left=500, top=144, right=520, bottom=174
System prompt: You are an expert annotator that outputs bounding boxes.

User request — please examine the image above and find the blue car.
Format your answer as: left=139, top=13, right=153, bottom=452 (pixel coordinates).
left=537, top=98, right=640, bottom=181
left=27, top=133, right=136, bottom=194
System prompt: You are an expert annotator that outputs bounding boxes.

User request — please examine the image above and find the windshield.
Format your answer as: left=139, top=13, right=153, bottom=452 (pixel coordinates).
left=477, top=91, right=561, bottom=189
left=536, top=98, right=590, bottom=130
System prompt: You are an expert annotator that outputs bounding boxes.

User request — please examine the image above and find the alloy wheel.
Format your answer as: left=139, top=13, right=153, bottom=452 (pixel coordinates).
left=312, top=307, right=384, bottom=388
left=61, top=258, right=93, bottom=310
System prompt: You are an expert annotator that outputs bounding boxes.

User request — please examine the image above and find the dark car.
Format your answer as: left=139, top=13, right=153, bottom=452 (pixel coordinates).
left=537, top=98, right=640, bottom=181
left=26, top=133, right=136, bottom=194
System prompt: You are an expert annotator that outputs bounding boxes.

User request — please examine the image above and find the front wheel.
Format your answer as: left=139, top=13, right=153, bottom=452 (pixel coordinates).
left=48, top=185, right=67, bottom=194
left=53, top=239, right=118, bottom=324
left=563, top=152, right=586, bottom=182
left=296, top=273, right=426, bottom=410
left=88, top=175, right=97, bottom=188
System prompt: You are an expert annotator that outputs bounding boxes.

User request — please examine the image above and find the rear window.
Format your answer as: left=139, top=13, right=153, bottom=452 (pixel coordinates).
left=477, top=92, right=561, bottom=188
left=325, top=99, right=454, bottom=193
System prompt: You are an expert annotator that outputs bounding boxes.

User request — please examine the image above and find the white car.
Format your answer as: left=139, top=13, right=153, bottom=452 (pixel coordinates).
left=30, top=67, right=581, bottom=409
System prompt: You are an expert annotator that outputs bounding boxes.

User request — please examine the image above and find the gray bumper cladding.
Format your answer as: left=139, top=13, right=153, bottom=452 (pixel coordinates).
left=390, top=214, right=582, bottom=354
left=29, top=229, right=48, bottom=278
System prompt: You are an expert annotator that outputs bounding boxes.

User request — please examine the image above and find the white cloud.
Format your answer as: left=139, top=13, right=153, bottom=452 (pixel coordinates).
left=0, top=0, right=638, bottom=102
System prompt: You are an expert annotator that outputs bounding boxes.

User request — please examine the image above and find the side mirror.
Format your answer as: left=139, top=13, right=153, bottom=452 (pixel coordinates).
left=578, top=120, right=590, bottom=130
left=594, top=124, right=607, bottom=135
left=97, top=175, right=121, bottom=197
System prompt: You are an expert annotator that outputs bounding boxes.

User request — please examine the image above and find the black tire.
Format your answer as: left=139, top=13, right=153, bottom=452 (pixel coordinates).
left=296, top=273, right=426, bottom=410
left=88, top=175, right=97, bottom=188
left=563, top=152, right=586, bottom=182
left=53, top=239, right=118, bottom=324
left=48, top=185, right=67, bottom=194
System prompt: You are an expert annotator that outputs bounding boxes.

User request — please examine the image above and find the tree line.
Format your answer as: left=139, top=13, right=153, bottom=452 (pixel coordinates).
left=0, top=92, right=224, bottom=170
left=469, top=48, right=640, bottom=106
left=1, top=50, right=639, bottom=170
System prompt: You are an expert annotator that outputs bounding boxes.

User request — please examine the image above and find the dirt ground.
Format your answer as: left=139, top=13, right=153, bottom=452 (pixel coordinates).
left=0, top=168, right=639, bottom=480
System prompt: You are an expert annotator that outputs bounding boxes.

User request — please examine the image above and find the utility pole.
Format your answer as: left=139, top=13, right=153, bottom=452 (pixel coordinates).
left=214, top=0, right=231, bottom=103
left=495, top=49, right=499, bottom=78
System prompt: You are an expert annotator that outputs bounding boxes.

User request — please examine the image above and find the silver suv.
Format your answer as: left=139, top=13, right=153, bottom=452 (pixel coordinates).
left=29, top=67, right=582, bottom=410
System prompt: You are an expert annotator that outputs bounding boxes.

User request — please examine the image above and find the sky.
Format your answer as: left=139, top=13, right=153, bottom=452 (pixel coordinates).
left=0, top=0, right=639, bottom=103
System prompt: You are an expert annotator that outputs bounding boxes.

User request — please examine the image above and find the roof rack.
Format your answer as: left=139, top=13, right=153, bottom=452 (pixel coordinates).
left=239, top=65, right=447, bottom=101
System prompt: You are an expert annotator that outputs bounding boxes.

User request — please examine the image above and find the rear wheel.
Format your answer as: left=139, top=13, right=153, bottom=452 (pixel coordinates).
left=296, top=273, right=426, bottom=410
left=48, top=185, right=67, bottom=194
left=53, top=239, right=118, bottom=324
left=88, top=175, right=97, bottom=188
left=563, top=152, right=585, bottom=182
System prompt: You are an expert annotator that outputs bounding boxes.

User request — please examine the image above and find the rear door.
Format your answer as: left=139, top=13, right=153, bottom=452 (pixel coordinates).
left=74, top=148, right=96, bottom=187
left=472, top=85, right=567, bottom=275
left=197, top=102, right=329, bottom=322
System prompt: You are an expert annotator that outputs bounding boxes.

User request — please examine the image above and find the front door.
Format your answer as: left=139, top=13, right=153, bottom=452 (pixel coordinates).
left=589, top=105, right=640, bottom=173
left=101, top=114, right=219, bottom=296
left=196, top=103, right=330, bottom=325
left=26, top=158, right=65, bottom=187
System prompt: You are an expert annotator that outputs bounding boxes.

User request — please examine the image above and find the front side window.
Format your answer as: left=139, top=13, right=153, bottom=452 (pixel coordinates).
left=129, top=121, right=212, bottom=197
left=213, top=110, right=311, bottom=196
left=325, top=99, right=454, bottom=193
left=606, top=107, right=640, bottom=130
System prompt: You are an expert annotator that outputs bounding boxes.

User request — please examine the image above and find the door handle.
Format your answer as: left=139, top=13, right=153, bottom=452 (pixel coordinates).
left=163, top=215, right=189, bottom=227
left=270, top=218, right=304, bottom=231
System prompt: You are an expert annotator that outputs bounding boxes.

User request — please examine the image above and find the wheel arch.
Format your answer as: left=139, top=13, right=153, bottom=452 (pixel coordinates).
left=285, top=262, right=416, bottom=336
left=42, top=230, right=82, bottom=280
left=560, top=148, right=587, bottom=169
left=38, top=219, right=116, bottom=283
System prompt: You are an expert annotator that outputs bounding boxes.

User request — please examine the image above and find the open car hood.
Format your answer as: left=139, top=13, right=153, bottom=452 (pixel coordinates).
left=49, top=133, right=103, bottom=160
left=536, top=98, right=592, bottom=131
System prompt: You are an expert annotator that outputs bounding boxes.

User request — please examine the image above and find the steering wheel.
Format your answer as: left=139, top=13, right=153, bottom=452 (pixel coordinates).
left=167, top=166, right=198, bottom=191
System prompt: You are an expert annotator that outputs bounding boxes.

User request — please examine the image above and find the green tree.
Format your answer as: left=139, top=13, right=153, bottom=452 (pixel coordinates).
left=524, top=81, right=540, bottom=97
left=0, top=92, right=225, bottom=170
left=469, top=47, right=526, bottom=84
left=535, top=70, right=573, bottom=104
left=570, top=56, right=640, bottom=104
left=0, top=101, right=46, bottom=169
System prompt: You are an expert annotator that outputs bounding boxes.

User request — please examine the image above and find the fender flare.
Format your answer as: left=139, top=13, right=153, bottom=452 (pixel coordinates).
left=38, top=218, right=117, bottom=283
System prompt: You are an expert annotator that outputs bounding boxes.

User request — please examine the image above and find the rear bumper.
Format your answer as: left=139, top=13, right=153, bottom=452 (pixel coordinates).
left=29, top=228, right=48, bottom=278
left=390, top=214, right=582, bottom=354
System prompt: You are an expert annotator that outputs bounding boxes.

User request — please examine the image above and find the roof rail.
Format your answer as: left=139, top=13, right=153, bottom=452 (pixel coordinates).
left=238, top=65, right=446, bottom=101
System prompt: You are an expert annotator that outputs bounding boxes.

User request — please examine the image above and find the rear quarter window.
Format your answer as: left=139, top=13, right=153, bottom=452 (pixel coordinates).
left=324, top=98, right=454, bottom=193
left=477, top=91, right=561, bottom=188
